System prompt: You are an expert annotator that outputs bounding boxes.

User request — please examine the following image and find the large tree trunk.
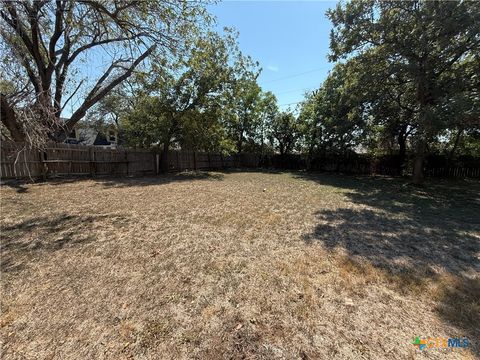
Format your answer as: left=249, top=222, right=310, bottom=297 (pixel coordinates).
left=0, top=94, right=26, bottom=142
left=413, top=73, right=431, bottom=185
left=412, top=156, right=424, bottom=185
left=412, top=140, right=426, bottom=185
left=237, top=133, right=243, bottom=154
left=398, top=132, right=407, bottom=175
left=448, top=128, right=463, bottom=161
left=161, top=140, right=170, bottom=173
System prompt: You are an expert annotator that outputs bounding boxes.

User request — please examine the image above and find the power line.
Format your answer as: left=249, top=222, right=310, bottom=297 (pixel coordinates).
left=275, top=87, right=312, bottom=96
left=261, top=66, right=329, bottom=84
left=278, top=101, right=303, bottom=107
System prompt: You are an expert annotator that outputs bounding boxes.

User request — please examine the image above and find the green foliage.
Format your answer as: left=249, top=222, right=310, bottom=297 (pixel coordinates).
left=296, top=0, right=480, bottom=182
left=298, top=63, right=369, bottom=155
left=223, top=78, right=264, bottom=153
left=120, top=30, right=268, bottom=154
left=121, top=96, right=169, bottom=149
left=267, top=111, right=301, bottom=155
left=327, top=0, right=480, bottom=149
left=120, top=28, right=286, bottom=155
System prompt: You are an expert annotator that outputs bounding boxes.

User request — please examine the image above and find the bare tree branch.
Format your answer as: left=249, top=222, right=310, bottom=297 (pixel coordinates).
left=64, top=45, right=155, bottom=136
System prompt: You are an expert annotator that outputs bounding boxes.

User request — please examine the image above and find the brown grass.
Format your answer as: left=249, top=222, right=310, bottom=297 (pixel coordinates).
left=1, top=171, right=479, bottom=359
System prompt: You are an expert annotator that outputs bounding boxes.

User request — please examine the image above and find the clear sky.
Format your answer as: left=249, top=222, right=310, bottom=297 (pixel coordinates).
left=208, top=1, right=337, bottom=112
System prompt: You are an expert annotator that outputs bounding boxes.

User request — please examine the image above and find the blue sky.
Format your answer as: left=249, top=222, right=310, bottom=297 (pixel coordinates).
left=209, top=1, right=337, bottom=112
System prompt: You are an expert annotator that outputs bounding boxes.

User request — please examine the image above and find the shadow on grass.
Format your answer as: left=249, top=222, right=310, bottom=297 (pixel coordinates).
left=435, top=276, right=480, bottom=345
left=97, top=171, right=225, bottom=188
left=1, top=213, right=129, bottom=273
left=296, top=172, right=480, bottom=353
left=302, top=207, right=478, bottom=274
left=1, top=181, right=30, bottom=193
left=2, top=171, right=226, bottom=190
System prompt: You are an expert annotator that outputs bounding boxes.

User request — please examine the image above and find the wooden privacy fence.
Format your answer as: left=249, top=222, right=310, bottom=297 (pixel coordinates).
left=1, top=143, right=156, bottom=179
left=234, top=153, right=480, bottom=178
left=0, top=143, right=235, bottom=179
left=1, top=142, right=480, bottom=179
left=164, top=150, right=235, bottom=172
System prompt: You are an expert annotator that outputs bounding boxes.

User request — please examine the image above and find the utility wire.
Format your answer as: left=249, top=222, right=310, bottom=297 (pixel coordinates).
left=275, top=88, right=312, bottom=96
left=261, top=67, right=329, bottom=84
left=278, top=101, right=303, bottom=107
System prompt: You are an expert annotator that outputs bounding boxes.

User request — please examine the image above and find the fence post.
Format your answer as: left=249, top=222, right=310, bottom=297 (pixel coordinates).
left=89, top=147, right=95, bottom=176
left=125, top=150, right=129, bottom=176
left=69, top=148, right=73, bottom=175
left=41, top=150, right=48, bottom=180
left=207, top=152, right=211, bottom=169
left=110, top=150, right=114, bottom=174
left=193, top=151, right=197, bottom=171
left=156, top=153, right=160, bottom=174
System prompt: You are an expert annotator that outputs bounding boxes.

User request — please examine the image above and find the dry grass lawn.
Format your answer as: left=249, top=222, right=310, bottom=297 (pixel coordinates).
left=1, top=171, right=479, bottom=359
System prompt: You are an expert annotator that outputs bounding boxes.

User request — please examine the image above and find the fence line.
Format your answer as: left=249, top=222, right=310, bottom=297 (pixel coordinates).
left=1, top=142, right=479, bottom=179
left=0, top=143, right=235, bottom=179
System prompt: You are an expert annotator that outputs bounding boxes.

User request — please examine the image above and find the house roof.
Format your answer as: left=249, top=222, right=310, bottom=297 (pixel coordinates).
left=64, top=120, right=119, bottom=146
left=76, top=128, right=98, bottom=145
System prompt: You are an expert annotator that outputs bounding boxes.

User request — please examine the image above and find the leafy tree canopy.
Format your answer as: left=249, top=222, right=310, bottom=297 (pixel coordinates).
left=0, top=0, right=211, bottom=146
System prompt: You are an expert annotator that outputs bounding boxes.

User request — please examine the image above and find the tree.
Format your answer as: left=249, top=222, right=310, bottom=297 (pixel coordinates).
left=328, top=0, right=480, bottom=184
left=87, top=88, right=133, bottom=128
left=267, top=111, right=300, bottom=155
left=298, top=90, right=321, bottom=158
left=437, top=55, right=480, bottom=160
left=346, top=54, right=417, bottom=171
left=121, top=30, right=258, bottom=165
left=121, top=96, right=171, bottom=150
left=256, top=91, right=278, bottom=155
left=224, top=78, right=263, bottom=154
left=0, top=0, right=209, bottom=145
left=298, top=63, right=368, bottom=156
